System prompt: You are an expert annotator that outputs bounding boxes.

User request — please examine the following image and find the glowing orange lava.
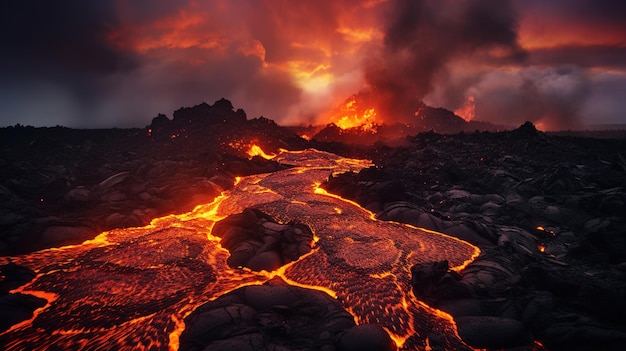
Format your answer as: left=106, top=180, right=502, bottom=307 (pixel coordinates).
left=1, top=147, right=480, bottom=350
left=330, top=96, right=378, bottom=131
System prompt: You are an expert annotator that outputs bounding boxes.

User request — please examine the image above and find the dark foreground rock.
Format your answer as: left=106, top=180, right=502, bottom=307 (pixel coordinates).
left=0, top=99, right=305, bottom=255
left=323, top=122, right=626, bottom=350
left=0, top=262, right=46, bottom=332
left=212, top=209, right=314, bottom=271
left=180, top=278, right=396, bottom=351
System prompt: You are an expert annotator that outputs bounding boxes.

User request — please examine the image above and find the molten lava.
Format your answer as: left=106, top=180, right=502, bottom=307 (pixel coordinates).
left=247, top=144, right=277, bottom=160
left=0, top=148, right=479, bottom=350
left=329, top=95, right=378, bottom=131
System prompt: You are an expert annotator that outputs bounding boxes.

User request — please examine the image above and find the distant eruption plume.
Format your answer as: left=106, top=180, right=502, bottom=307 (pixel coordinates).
left=0, top=0, right=616, bottom=129
left=362, top=0, right=525, bottom=124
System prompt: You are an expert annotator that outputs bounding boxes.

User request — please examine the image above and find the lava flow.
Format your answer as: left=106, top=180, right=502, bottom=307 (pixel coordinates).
left=0, top=148, right=479, bottom=350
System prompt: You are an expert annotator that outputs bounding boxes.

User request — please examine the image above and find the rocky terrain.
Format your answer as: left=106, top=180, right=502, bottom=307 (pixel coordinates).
left=0, top=99, right=305, bottom=256
left=2, top=99, right=626, bottom=350
left=323, top=122, right=626, bottom=350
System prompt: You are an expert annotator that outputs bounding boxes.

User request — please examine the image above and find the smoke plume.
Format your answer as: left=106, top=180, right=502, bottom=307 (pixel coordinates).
left=364, top=0, right=525, bottom=122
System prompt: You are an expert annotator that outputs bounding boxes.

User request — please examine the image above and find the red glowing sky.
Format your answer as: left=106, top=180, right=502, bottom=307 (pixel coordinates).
left=0, top=0, right=624, bottom=130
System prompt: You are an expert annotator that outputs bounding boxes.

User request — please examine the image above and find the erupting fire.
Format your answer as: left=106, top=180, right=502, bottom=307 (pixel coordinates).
left=454, top=96, right=476, bottom=122
left=1, top=147, right=480, bottom=350
left=247, top=144, right=276, bottom=160
left=329, top=96, right=378, bottom=131
left=227, top=141, right=277, bottom=160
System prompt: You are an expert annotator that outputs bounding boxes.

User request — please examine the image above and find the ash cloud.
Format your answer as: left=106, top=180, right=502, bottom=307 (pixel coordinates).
left=464, top=66, right=592, bottom=130
left=364, top=0, right=525, bottom=123
left=0, top=0, right=623, bottom=128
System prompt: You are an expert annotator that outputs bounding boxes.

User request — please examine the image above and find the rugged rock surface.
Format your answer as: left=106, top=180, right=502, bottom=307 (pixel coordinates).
left=212, top=209, right=314, bottom=271
left=3, top=104, right=626, bottom=350
left=323, top=122, right=626, bottom=350
left=179, top=278, right=396, bottom=351
left=0, top=99, right=303, bottom=255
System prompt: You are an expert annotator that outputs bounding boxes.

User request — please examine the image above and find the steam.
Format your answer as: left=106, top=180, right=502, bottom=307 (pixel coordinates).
left=364, top=0, right=525, bottom=123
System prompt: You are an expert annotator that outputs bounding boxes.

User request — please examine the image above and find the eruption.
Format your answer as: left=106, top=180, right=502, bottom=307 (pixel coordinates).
left=362, top=0, right=525, bottom=125
left=323, top=92, right=380, bottom=131
left=454, top=96, right=476, bottom=122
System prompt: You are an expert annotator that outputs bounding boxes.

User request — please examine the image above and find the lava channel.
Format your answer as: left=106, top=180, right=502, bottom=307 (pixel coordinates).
left=0, top=148, right=479, bottom=351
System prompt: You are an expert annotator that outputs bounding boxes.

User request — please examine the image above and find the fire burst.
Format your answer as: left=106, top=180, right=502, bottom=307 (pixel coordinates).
left=330, top=96, right=378, bottom=131
left=454, top=96, right=475, bottom=122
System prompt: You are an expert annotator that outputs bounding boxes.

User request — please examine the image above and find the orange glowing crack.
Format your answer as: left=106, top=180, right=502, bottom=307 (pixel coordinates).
left=1, top=147, right=480, bottom=351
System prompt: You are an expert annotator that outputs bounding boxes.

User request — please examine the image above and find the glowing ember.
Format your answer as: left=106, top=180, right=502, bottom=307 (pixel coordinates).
left=0, top=148, right=479, bottom=350
left=454, top=96, right=475, bottom=122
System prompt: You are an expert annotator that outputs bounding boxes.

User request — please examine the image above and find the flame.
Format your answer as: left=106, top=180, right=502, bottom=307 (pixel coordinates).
left=329, top=96, right=378, bottom=131
left=454, top=96, right=475, bottom=122
left=247, top=144, right=277, bottom=160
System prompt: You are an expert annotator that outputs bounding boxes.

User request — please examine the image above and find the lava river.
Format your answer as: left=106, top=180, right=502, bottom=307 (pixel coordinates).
left=0, top=148, right=479, bottom=350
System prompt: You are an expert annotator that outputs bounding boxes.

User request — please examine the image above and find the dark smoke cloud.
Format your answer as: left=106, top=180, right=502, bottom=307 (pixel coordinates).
left=0, top=1, right=136, bottom=89
left=0, top=1, right=137, bottom=126
left=529, top=45, right=626, bottom=69
left=469, top=66, right=591, bottom=130
left=364, top=0, right=525, bottom=122
left=0, top=0, right=624, bottom=128
left=520, top=0, right=626, bottom=26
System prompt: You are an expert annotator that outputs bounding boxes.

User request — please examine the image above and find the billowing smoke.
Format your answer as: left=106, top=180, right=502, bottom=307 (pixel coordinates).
left=364, top=0, right=525, bottom=123
left=0, top=0, right=622, bottom=129
left=470, top=66, right=591, bottom=130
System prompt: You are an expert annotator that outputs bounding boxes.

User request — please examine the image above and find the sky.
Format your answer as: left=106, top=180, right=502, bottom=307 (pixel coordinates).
left=0, top=0, right=625, bottom=130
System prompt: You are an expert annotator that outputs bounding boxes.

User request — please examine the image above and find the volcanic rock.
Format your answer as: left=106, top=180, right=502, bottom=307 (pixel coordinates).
left=0, top=262, right=36, bottom=292
left=212, top=208, right=314, bottom=271
left=321, top=121, right=626, bottom=349
left=179, top=278, right=358, bottom=351
left=337, top=324, right=396, bottom=351
left=410, top=261, right=470, bottom=306
left=454, top=316, right=530, bottom=349
left=0, top=293, right=47, bottom=333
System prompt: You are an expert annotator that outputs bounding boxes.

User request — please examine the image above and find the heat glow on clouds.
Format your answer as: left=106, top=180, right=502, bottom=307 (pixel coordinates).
left=0, top=0, right=624, bottom=129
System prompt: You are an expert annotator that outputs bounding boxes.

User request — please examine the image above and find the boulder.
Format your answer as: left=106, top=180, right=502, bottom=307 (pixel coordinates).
left=455, top=316, right=531, bottom=349
left=338, top=324, right=396, bottom=351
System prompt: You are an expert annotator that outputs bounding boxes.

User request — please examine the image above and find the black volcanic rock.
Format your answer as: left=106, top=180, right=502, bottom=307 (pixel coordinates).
left=414, top=103, right=467, bottom=132
left=321, top=122, right=626, bottom=350
left=179, top=278, right=359, bottom=351
left=0, top=293, right=47, bottom=333
left=0, top=99, right=310, bottom=255
left=148, top=98, right=307, bottom=155
left=212, top=208, right=314, bottom=271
